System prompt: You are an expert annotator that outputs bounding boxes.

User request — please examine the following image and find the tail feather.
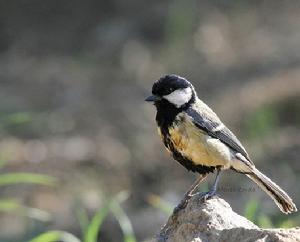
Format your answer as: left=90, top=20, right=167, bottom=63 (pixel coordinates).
left=246, top=168, right=297, bottom=214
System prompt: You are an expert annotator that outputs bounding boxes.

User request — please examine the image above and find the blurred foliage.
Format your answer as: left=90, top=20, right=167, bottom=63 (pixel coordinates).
left=30, top=191, right=136, bottom=242
left=0, top=199, right=51, bottom=222
left=0, top=154, right=56, bottom=242
left=244, top=199, right=258, bottom=222
left=0, top=160, right=56, bottom=220
left=0, top=112, right=33, bottom=138
left=0, top=173, right=57, bottom=186
left=0, top=113, right=56, bottom=241
left=0, top=112, right=32, bottom=127
left=110, top=201, right=136, bottom=242
left=0, top=151, right=135, bottom=242
left=244, top=199, right=299, bottom=228
left=147, top=194, right=173, bottom=216
left=29, top=231, right=81, bottom=242
left=244, top=105, right=279, bottom=140
left=82, top=191, right=136, bottom=242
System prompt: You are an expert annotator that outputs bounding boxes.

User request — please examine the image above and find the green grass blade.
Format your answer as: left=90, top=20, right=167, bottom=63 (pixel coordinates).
left=29, top=231, right=61, bottom=242
left=1, top=112, right=32, bottom=125
left=29, top=230, right=81, bottom=242
left=0, top=199, right=20, bottom=212
left=111, top=201, right=137, bottom=242
left=257, top=214, right=273, bottom=228
left=244, top=199, right=258, bottom=222
left=75, top=206, right=90, bottom=237
left=278, top=218, right=297, bottom=228
left=0, top=198, right=52, bottom=222
left=0, top=173, right=57, bottom=186
left=83, top=202, right=111, bottom=242
left=83, top=191, right=130, bottom=242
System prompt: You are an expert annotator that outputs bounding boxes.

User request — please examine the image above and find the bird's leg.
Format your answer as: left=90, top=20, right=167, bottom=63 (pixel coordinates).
left=201, top=168, right=221, bottom=201
left=173, top=174, right=208, bottom=213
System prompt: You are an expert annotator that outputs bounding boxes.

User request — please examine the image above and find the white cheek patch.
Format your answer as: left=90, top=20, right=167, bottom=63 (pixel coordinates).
left=163, top=87, right=193, bottom=108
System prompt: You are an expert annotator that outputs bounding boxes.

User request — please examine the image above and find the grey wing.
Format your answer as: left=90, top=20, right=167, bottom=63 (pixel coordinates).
left=186, top=108, right=252, bottom=163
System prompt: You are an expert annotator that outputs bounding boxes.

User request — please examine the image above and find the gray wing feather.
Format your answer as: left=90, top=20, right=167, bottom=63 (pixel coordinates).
left=186, top=108, right=251, bottom=162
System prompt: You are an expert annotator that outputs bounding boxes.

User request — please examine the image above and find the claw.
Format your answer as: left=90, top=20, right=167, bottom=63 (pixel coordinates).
left=173, top=174, right=208, bottom=214
left=173, top=194, right=192, bottom=213
left=196, top=169, right=221, bottom=202
left=201, top=189, right=218, bottom=201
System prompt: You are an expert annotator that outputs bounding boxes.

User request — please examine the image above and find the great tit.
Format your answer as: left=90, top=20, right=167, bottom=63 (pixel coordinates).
left=145, top=74, right=297, bottom=214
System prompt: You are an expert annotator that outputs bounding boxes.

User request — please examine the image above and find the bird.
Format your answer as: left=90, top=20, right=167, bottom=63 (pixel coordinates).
left=145, top=74, right=297, bottom=214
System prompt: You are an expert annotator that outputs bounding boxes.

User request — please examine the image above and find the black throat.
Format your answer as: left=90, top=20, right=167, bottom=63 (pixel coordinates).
left=155, top=95, right=195, bottom=129
left=155, top=101, right=181, bottom=129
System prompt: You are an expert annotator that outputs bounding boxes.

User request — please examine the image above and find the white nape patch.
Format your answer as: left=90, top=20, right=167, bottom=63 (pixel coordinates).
left=163, top=87, right=192, bottom=108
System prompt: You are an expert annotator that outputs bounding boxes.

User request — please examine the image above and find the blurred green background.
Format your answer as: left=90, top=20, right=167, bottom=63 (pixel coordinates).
left=0, top=0, right=299, bottom=241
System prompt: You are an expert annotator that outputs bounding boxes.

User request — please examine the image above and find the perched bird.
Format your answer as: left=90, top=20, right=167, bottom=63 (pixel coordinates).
left=145, top=74, right=297, bottom=214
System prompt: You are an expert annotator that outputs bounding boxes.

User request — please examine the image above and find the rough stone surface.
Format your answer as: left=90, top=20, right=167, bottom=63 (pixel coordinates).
left=153, top=196, right=300, bottom=242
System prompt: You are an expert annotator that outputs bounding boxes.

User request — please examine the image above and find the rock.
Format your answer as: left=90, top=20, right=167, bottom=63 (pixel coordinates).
left=154, top=196, right=300, bottom=242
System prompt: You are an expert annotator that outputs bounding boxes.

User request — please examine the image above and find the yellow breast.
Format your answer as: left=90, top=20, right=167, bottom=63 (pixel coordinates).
left=166, top=114, right=231, bottom=167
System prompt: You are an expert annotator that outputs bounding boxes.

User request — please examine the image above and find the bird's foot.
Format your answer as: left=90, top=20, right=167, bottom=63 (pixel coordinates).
left=173, top=194, right=192, bottom=214
left=173, top=189, right=218, bottom=214
left=194, top=189, right=218, bottom=202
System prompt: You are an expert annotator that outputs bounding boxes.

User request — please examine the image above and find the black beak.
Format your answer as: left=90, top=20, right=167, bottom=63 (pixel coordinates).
left=145, top=95, right=160, bottom=102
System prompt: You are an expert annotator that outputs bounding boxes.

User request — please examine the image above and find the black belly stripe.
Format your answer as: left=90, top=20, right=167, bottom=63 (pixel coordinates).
left=155, top=103, right=215, bottom=175
left=161, top=127, right=215, bottom=175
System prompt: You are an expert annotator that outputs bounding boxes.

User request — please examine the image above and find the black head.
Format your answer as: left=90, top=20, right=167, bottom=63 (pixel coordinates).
left=145, top=74, right=196, bottom=109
